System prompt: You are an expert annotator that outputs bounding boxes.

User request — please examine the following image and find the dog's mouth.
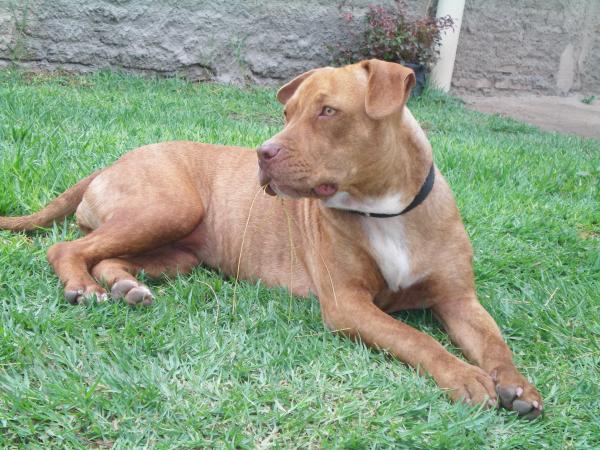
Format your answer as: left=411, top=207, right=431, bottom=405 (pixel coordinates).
left=258, top=168, right=277, bottom=196
left=259, top=168, right=338, bottom=199
left=312, top=183, right=338, bottom=198
left=264, top=183, right=276, bottom=196
left=266, top=181, right=338, bottom=199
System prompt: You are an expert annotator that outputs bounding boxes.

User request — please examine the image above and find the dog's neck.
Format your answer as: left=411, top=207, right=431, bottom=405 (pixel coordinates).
left=325, top=108, right=433, bottom=216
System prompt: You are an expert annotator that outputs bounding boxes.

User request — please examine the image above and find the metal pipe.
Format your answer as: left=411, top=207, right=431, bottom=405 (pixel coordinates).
left=430, top=0, right=466, bottom=92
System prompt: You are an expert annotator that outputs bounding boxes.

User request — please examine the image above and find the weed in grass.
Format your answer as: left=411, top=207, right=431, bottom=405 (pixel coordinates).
left=581, top=95, right=596, bottom=105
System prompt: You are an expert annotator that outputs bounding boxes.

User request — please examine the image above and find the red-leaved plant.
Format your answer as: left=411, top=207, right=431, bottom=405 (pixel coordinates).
left=332, top=1, right=454, bottom=68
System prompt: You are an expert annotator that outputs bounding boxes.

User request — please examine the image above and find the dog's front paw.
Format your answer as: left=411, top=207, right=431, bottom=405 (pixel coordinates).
left=491, top=366, right=542, bottom=420
left=437, top=361, right=497, bottom=407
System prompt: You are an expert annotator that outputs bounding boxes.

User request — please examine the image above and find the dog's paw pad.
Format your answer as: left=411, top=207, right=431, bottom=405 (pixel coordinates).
left=111, top=279, right=153, bottom=306
left=65, top=289, right=84, bottom=304
left=512, top=399, right=541, bottom=420
left=496, top=385, right=517, bottom=409
left=125, top=286, right=154, bottom=306
left=495, top=383, right=542, bottom=420
left=111, top=279, right=139, bottom=298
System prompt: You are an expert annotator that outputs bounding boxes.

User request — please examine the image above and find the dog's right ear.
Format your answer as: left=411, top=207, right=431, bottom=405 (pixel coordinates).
left=276, top=69, right=317, bottom=104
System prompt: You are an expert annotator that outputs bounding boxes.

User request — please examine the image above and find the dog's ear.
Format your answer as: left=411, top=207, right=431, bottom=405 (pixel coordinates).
left=360, top=59, right=416, bottom=119
left=277, top=69, right=317, bottom=104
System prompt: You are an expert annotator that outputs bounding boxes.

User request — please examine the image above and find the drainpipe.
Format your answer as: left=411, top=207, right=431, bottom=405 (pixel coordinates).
left=430, top=0, right=466, bottom=92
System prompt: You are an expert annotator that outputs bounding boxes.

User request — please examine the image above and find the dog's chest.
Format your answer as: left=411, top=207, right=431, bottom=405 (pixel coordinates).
left=362, top=217, right=420, bottom=292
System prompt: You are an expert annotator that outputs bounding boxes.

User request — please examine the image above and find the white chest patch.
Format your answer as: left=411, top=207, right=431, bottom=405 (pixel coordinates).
left=362, top=216, right=418, bottom=291
left=326, top=192, right=423, bottom=292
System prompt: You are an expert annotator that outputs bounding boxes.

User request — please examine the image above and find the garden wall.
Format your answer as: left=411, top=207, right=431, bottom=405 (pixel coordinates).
left=1, top=0, right=598, bottom=95
left=453, top=0, right=599, bottom=95
left=0, top=0, right=430, bottom=84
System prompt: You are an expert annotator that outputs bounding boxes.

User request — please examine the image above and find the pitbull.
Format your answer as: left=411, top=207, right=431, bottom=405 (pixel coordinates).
left=0, top=59, right=542, bottom=418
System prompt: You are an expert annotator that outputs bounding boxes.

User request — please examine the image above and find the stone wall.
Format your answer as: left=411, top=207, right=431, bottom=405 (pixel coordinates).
left=453, top=0, right=599, bottom=95
left=0, top=0, right=598, bottom=95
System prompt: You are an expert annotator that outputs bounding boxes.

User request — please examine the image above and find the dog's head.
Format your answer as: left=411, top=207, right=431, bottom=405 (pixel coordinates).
left=257, top=59, right=416, bottom=200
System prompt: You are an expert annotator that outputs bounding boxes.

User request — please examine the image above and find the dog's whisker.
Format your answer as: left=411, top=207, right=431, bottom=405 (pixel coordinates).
left=232, top=184, right=265, bottom=315
left=280, top=203, right=338, bottom=310
left=281, top=202, right=296, bottom=320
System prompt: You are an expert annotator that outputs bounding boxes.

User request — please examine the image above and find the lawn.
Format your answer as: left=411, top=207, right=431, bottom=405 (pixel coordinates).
left=0, top=70, right=598, bottom=449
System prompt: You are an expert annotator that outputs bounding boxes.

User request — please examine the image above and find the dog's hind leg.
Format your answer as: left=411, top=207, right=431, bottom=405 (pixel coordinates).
left=47, top=202, right=204, bottom=304
left=91, top=244, right=201, bottom=306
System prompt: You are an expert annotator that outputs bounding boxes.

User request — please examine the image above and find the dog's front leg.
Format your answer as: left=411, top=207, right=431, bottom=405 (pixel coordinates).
left=432, top=297, right=543, bottom=419
left=319, top=288, right=497, bottom=406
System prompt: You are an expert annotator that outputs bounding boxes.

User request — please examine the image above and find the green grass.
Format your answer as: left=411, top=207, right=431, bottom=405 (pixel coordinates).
left=0, top=70, right=598, bottom=449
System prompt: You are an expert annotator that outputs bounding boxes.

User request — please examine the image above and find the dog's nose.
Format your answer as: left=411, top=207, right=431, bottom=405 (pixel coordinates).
left=257, top=142, right=281, bottom=161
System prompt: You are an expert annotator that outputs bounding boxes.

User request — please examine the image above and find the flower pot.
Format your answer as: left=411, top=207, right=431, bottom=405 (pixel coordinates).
left=403, top=62, right=426, bottom=98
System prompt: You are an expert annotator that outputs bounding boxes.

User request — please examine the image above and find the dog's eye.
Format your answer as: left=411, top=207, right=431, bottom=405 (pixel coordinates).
left=320, top=106, right=337, bottom=117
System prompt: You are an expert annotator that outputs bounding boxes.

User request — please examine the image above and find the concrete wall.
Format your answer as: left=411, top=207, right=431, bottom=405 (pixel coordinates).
left=453, top=0, right=600, bottom=95
left=0, top=0, right=428, bottom=84
left=0, top=0, right=598, bottom=95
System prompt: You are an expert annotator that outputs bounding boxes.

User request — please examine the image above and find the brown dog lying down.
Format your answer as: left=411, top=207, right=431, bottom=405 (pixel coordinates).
left=0, top=59, right=542, bottom=418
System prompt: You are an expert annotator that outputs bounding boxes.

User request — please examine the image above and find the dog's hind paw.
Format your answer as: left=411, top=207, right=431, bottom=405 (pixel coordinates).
left=111, top=279, right=154, bottom=306
left=64, top=285, right=107, bottom=305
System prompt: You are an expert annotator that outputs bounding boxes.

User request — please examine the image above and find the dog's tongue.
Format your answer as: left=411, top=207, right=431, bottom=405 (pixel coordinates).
left=313, top=183, right=338, bottom=198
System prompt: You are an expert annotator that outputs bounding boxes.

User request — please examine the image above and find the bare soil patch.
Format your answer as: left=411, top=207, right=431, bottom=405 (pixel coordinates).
left=461, top=95, right=600, bottom=139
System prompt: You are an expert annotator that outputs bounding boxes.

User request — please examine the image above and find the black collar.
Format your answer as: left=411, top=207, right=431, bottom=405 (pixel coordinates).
left=345, top=163, right=435, bottom=218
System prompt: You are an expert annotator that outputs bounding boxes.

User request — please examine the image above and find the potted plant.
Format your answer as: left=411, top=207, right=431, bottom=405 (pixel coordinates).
left=332, top=1, right=454, bottom=96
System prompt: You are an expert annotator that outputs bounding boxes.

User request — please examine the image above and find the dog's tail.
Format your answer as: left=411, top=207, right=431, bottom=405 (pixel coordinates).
left=0, top=171, right=102, bottom=232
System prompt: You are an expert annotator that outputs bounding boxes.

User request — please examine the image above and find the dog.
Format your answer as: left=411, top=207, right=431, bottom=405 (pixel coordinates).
left=0, top=59, right=542, bottom=418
